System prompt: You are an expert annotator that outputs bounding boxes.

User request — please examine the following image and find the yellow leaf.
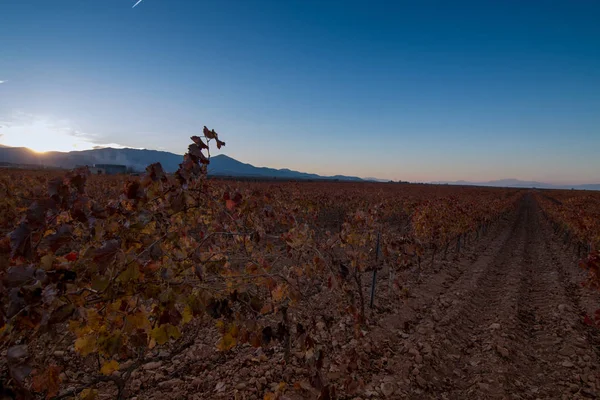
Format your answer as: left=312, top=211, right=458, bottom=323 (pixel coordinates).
left=86, top=309, right=103, bottom=331
left=182, top=306, right=193, bottom=324
left=229, top=324, right=239, bottom=338
left=216, top=333, right=237, bottom=351
left=125, top=311, right=151, bottom=333
left=140, top=221, right=156, bottom=235
left=91, top=276, right=110, bottom=292
left=150, top=324, right=180, bottom=345
left=263, top=393, right=276, bottom=400
left=80, top=388, right=98, bottom=400
left=166, top=324, right=181, bottom=340
left=150, top=326, right=169, bottom=345
left=75, top=335, right=96, bottom=356
left=100, top=360, right=119, bottom=376
left=117, top=264, right=140, bottom=283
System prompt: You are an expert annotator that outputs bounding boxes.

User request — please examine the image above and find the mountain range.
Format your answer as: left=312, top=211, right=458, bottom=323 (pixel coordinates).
left=0, top=146, right=364, bottom=181
left=433, top=179, right=600, bottom=191
left=1, top=146, right=599, bottom=190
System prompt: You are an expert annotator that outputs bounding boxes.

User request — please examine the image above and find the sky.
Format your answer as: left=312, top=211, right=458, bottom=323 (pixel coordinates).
left=0, top=1, right=599, bottom=184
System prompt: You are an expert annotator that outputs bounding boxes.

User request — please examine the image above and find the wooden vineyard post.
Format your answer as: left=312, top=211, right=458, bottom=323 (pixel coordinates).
left=370, top=231, right=381, bottom=309
left=388, top=267, right=394, bottom=297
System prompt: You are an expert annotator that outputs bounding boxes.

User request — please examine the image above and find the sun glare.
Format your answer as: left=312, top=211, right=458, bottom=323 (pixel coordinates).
left=0, top=118, right=99, bottom=153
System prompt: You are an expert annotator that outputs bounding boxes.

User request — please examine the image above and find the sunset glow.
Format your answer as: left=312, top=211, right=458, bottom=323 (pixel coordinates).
left=0, top=117, right=125, bottom=153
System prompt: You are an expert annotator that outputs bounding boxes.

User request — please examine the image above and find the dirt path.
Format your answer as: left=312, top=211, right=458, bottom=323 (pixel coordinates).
left=381, top=194, right=600, bottom=399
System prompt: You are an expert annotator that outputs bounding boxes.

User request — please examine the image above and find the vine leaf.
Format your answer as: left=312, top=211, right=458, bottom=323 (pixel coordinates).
left=79, top=388, right=99, bottom=400
left=100, top=360, right=119, bottom=376
left=217, top=333, right=237, bottom=351
left=150, top=324, right=180, bottom=345
left=31, top=365, right=62, bottom=399
left=75, top=335, right=96, bottom=356
left=9, top=222, right=31, bottom=258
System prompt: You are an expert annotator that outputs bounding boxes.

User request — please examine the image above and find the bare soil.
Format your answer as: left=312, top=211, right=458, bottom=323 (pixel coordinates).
left=369, top=194, right=600, bottom=399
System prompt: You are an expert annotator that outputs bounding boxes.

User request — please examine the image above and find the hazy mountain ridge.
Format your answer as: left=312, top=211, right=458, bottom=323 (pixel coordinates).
left=0, top=146, right=364, bottom=181
left=2, top=146, right=599, bottom=188
left=433, top=178, right=600, bottom=191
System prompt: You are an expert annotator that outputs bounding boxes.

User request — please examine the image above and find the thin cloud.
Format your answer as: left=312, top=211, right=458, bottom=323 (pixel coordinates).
left=0, top=81, right=5, bottom=84
left=132, top=0, right=144, bottom=8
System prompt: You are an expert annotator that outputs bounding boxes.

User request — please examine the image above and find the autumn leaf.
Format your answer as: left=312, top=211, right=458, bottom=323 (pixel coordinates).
left=151, top=324, right=180, bottom=345
left=203, top=126, right=218, bottom=139
left=32, top=365, right=62, bottom=399
left=100, top=360, right=119, bottom=376
left=182, top=306, right=193, bottom=324
left=217, top=333, right=236, bottom=351
left=144, top=163, right=166, bottom=183
left=150, top=326, right=169, bottom=345
left=65, top=251, right=78, bottom=262
left=271, top=284, right=287, bottom=302
left=80, top=388, right=98, bottom=400
left=191, top=135, right=209, bottom=149
left=39, top=224, right=73, bottom=252
left=40, top=254, right=55, bottom=270
left=93, top=239, right=120, bottom=263
left=9, top=222, right=31, bottom=258
left=97, top=332, right=123, bottom=357
left=117, top=263, right=141, bottom=283
left=75, top=335, right=96, bottom=356
left=166, top=324, right=182, bottom=339
left=125, top=311, right=151, bottom=332
left=226, top=199, right=236, bottom=211
left=91, top=276, right=110, bottom=292
left=249, top=333, right=261, bottom=348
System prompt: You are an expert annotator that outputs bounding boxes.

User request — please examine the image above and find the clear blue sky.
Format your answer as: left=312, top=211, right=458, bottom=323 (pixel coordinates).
left=1, top=0, right=599, bottom=183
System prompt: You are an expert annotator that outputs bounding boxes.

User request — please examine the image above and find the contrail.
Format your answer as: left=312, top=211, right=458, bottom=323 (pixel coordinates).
left=132, top=0, right=144, bottom=8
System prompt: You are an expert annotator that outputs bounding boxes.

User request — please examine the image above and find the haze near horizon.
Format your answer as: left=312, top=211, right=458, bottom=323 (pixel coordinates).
left=0, top=1, right=599, bottom=185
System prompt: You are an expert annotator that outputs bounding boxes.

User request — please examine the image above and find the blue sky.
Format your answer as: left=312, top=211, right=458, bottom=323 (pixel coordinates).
left=0, top=0, right=599, bottom=183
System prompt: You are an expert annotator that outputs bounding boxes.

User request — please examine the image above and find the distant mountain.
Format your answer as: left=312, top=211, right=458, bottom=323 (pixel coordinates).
left=0, top=146, right=363, bottom=181
left=432, top=178, right=600, bottom=191
left=208, top=154, right=362, bottom=180
left=364, top=177, right=391, bottom=183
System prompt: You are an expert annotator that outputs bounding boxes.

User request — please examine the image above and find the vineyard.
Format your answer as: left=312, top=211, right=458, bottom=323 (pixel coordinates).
left=1, top=130, right=600, bottom=399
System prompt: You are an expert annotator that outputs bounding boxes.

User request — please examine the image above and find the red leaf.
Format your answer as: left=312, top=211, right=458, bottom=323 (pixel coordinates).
left=203, top=126, right=218, bottom=140
left=226, top=199, right=236, bottom=211
left=145, top=163, right=166, bottom=182
left=65, top=251, right=78, bottom=262
left=190, top=136, right=209, bottom=149
left=32, top=365, right=62, bottom=399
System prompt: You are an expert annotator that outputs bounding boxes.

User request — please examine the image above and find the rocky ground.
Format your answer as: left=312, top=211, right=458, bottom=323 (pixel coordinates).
left=50, top=195, right=600, bottom=399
